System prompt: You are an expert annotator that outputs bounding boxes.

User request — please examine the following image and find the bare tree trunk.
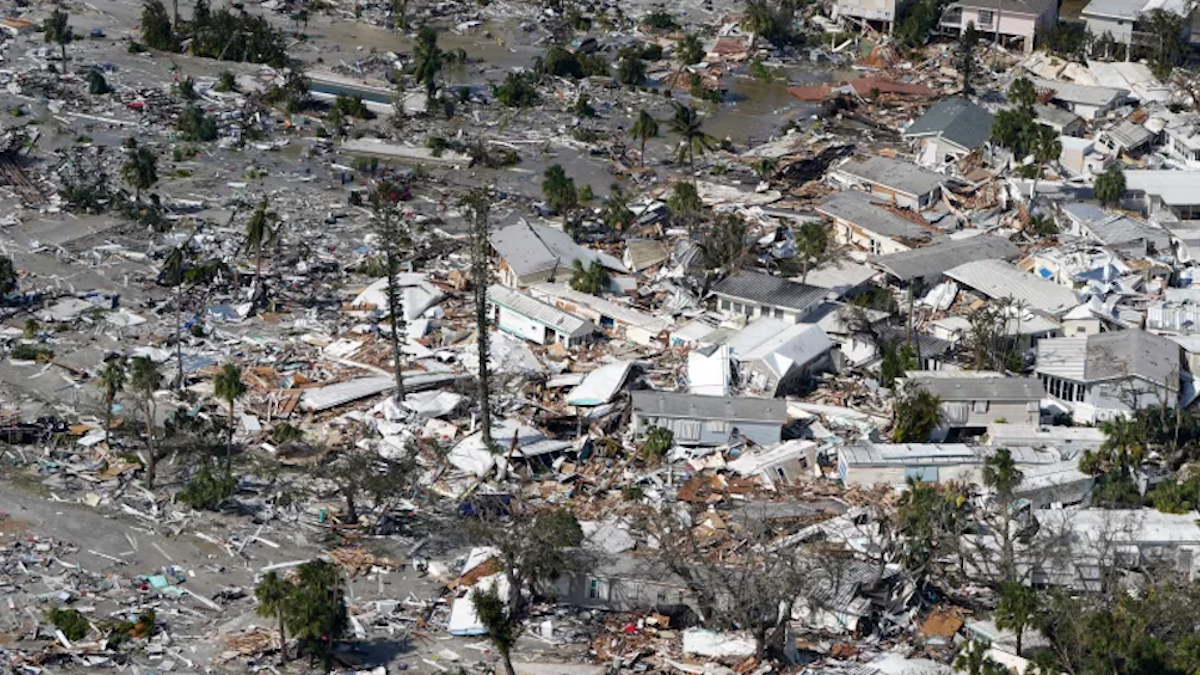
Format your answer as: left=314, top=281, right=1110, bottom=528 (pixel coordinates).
left=175, top=281, right=184, bottom=391
left=277, top=610, right=289, bottom=664
left=104, top=393, right=114, bottom=448
left=499, top=650, right=516, bottom=675
left=385, top=248, right=406, bottom=404
left=470, top=194, right=494, bottom=448
left=143, top=399, right=157, bottom=488
left=226, top=399, right=235, bottom=473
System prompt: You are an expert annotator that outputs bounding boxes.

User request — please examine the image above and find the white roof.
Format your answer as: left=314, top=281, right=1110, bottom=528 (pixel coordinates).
left=739, top=323, right=834, bottom=378
left=487, top=285, right=594, bottom=338
left=1124, top=170, right=1200, bottom=206
left=944, top=259, right=1078, bottom=316
left=351, top=273, right=445, bottom=322
left=1029, top=76, right=1128, bottom=107
left=529, top=282, right=671, bottom=332
left=565, top=361, right=632, bottom=406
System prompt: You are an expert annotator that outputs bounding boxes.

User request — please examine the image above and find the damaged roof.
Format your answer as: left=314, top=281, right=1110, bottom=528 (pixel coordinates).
left=487, top=285, right=596, bottom=338
left=816, top=191, right=936, bottom=243
left=903, top=97, right=993, bottom=151
left=872, top=235, right=1020, bottom=281
left=1036, top=330, right=1181, bottom=387
left=490, top=220, right=625, bottom=279
left=711, top=270, right=829, bottom=312
left=944, top=258, right=1079, bottom=316
left=834, top=154, right=945, bottom=199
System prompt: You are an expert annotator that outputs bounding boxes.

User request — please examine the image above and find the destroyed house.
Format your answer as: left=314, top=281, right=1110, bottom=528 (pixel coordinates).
left=902, top=97, right=994, bottom=167
left=554, top=554, right=692, bottom=613
left=944, top=258, right=1079, bottom=317
left=872, top=235, right=1020, bottom=287
left=529, top=283, right=671, bottom=347
left=905, top=372, right=1045, bottom=439
left=711, top=270, right=828, bottom=323
left=830, top=155, right=944, bottom=210
left=1060, top=202, right=1171, bottom=255
left=837, top=443, right=1057, bottom=487
left=631, top=390, right=787, bottom=447
left=1035, top=329, right=1183, bottom=423
left=486, top=285, right=596, bottom=347
left=816, top=190, right=936, bottom=255
left=489, top=220, right=625, bottom=287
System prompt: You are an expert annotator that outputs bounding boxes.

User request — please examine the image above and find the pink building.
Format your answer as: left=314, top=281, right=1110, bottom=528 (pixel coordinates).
left=939, top=0, right=1058, bottom=54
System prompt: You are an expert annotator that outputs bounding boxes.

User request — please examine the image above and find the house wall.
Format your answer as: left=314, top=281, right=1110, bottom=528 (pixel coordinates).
left=938, top=399, right=1041, bottom=429
left=492, top=305, right=586, bottom=346
left=835, top=0, right=901, bottom=22
left=1083, top=14, right=1132, bottom=40
left=714, top=294, right=810, bottom=323
left=958, top=8, right=1038, bottom=40
left=633, top=412, right=781, bottom=447
left=832, top=171, right=938, bottom=209
left=1040, top=373, right=1179, bottom=423
left=834, top=218, right=912, bottom=256
left=1062, top=317, right=1103, bottom=336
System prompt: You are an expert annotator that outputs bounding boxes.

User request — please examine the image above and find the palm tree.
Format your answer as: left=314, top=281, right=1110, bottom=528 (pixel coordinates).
left=994, top=582, right=1038, bottom=655
left=982, top=448, right=1023, bottom=500
left=213, top=363, right=247, bottom=472
left=120, top=138, right=158, bottom=202
left=244, top=199, right=275, bottom=288
left=953, top=639, right=1008, bottom=675
left=630, top=110, right=659, bottom=167
left=413, top=26, right=444, bottom=103
left=1030, top=124, right=1062, bottom=199
left=669, top=104, right=715, bottom=182
left=569, top=260, right=611, bottom=295
left=1094, top=163, right=1126, bottom=207
left=128, top=357, right=162, bottom=487
left=255, top=571, right=292, bottom=664
left=1095, top=415, right=1145, bottom=477
left=43, top=8, right=73, bottom=63
left=98, top=359, right=126, bottom=449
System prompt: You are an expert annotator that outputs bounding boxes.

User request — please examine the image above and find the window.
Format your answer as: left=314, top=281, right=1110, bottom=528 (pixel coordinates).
left=774, top=307, right=785, bottom=319
left=721, top=299, right=731, bottom=310
left=869, top=239, right=882, bottom=254
left=674, top=420, right=701, bottom=441
left=1076, top=384, right=1086, bottom=402
left=978, top=9, right=994, bottom=25
left=707, top=420, right=730, bottom=433
left=588, top=578, right=601, bottom=599
left=972, top=400, right=989, bottom=413
left=1076, top=325, right=1087, bottom=333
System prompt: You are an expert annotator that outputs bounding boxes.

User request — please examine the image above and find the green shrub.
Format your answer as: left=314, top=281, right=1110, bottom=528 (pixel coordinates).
left=49, top=608, right=89, bottom=641
left=178, top=467, right=237, bottom=511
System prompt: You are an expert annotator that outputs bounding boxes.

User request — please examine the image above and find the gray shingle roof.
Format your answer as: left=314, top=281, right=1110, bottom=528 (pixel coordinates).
left=834, top=155, right=945, bottom=199
left=711, top=270, right=829, bottom=312
left=872, top=235, right=1020, bottom=281
left=489, top=221, right=624, bottom=279
left=912, top=375, right=1046, bottom=401
left=1036, top=330, right=1181, bottom=387
left=903, top=97, right=993, bottom=150
left=816, top=191, right=935, bottom=243
left=631, top=390, right=788, bottom=423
